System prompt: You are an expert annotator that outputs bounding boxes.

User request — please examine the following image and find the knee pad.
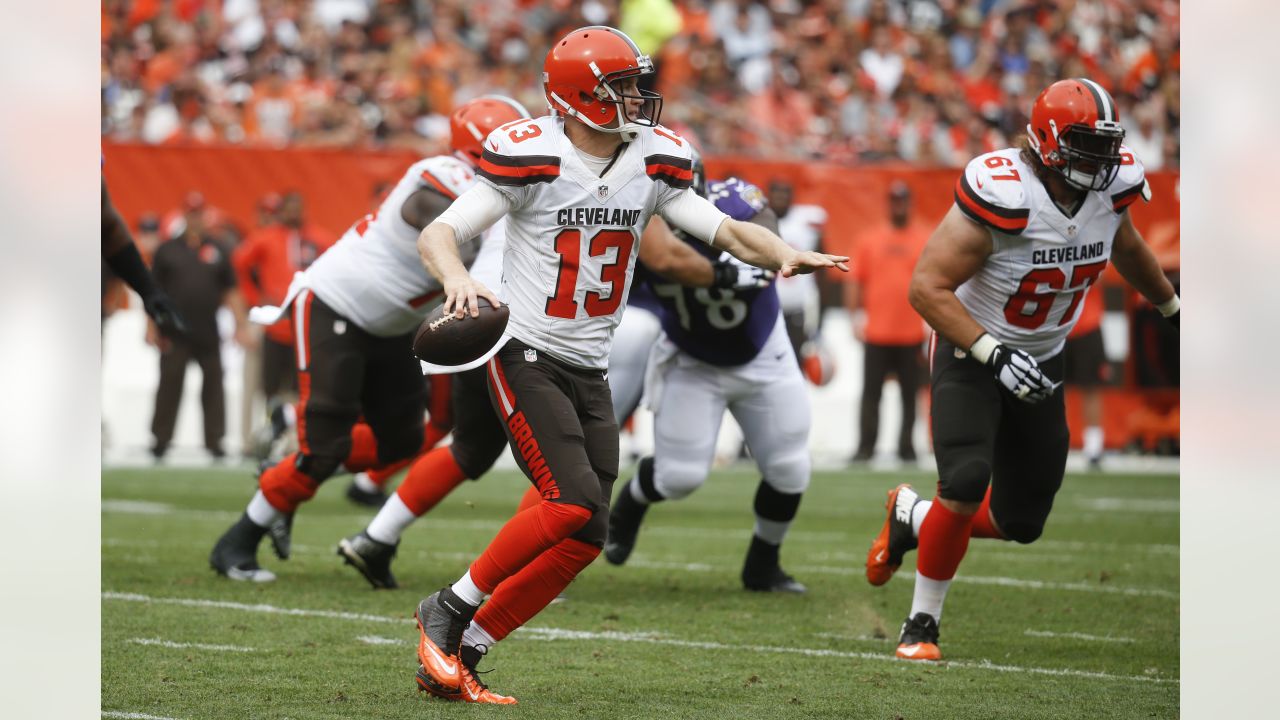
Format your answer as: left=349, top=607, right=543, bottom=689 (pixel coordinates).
left=939, top=458, right=991, bottom=503
left=757, top=452, right=810, bottom=495
left=376, top=424, right=425, bottom=465
left=653, top=455, right=707, bottom=501
left=568, top=506, right=610, bottom=548
left=999, top=518, right=1045, bottom=545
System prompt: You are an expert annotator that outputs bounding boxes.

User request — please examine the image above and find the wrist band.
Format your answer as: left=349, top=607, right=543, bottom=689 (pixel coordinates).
left=1156, top=295, right=1180, bottom=317
left=969, top=333, right=1000, bottom=365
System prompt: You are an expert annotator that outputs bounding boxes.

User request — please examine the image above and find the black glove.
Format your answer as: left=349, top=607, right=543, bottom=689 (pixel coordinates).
left=144, top=292, right=188, bottom=339
left=712, top=260, right=774, bottom=290
left=971, top=334, right=1059, bottom=404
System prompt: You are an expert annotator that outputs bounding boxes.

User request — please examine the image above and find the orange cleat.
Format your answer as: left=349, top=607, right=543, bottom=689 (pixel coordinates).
left=895, top=613, right=942, bottom=661
left=415, top=660, right=518, bottom=705
left=866, top=484, right=921, bottom=586
left=414, top=590, right=474, bottom=694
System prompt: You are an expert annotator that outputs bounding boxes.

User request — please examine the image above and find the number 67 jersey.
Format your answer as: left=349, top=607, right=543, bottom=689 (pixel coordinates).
left=952, top=146, right=1148, bottom=361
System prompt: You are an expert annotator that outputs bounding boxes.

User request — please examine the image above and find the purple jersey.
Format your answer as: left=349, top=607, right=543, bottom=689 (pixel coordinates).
left=649, top=178, right=781, bottom=366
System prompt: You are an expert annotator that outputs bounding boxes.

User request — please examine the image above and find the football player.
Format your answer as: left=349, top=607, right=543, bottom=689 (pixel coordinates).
left=603, top=174, right=811, bottom=594
left=207, top=95, right=533, bottom=582
left=410, top=26, right=847, bottom=704
left=102, top=174, right=186, bottom=338
left=864, top=78, right=1180, bottom=661
left=335, top=169, right=766, bottom=590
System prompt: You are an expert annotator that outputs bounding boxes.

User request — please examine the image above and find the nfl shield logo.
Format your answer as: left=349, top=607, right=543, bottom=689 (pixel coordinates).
left=1067, top=224, right=1078, bottom=237
left=524, top=348, right=537, bottom=362
left=597, top=185, right=609, bottom=201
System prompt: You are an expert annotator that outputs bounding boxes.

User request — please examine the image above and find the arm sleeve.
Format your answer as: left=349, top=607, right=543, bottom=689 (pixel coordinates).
left=657, top=188, right=730, bottom=245
left=435, top=182, right=517, bottom=243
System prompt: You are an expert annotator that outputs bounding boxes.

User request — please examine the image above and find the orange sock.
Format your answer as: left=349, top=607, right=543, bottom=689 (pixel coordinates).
left=259, top=453, right=319, bottom=513
left=969, top=486, right=1004, bottom=539
left=916, top=500, right=974, bottom=581
left=344, top=423, right=379, bottom=472
left=515, top=485, right=542, bottom=514
left=395, top=446, right=468, bottom=516
left=474, top=538, right=599, bottom=642
left=468, top=501, right=593, bottom=593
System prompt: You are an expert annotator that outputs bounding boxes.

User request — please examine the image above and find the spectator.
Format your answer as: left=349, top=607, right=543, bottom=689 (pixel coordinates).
left=149, top=192, right=249, bottom=461
left=845, top=181, right=929, bottom=464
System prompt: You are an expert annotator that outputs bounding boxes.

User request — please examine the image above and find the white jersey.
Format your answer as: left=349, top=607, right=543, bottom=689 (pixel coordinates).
left=953, top=146, right=1148, bottom=360
left=476, top=115, right=703, bottom=369
left=306, top=155, right=484, bottom=337
left=774, top=204, right=827, bottom=314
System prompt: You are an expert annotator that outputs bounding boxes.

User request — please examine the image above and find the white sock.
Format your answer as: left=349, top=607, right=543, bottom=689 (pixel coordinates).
left=353, top=471, right=380, bottom=493
left=628, top=477, right=650, bottom=505
left=450, top=570, right=486, bottom=608
left=366, top=493, right=416, bottom=545
left=909, top=571, right=951, bottom=621
left=753, top=517, right=791, bottom=545
left=911, top=499, right=932, bottom=538
left=246, top=490, right=281, bottom=528
left=462, top=621, right=496, bottom=652
left=1084, top=425, right=1104, bottom=460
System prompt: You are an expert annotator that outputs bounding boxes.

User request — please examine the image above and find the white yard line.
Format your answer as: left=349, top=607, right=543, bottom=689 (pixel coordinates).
left=1074, top=498, right=1179, bottom=513
left=1024, top=630, right=1136, bottom=644
left=127, top=637, right=256, bottom=652
left=103, top=712, right=182, bottom=720
left=101, top=591, right=1175, bottom=685
left=357, top=635, right=405, bottom=645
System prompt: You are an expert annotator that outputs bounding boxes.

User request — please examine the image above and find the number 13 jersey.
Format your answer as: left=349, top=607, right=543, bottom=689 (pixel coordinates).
left=477, top=114, right=700, bottom=370
left=952, top=146, right=1148, bottom=361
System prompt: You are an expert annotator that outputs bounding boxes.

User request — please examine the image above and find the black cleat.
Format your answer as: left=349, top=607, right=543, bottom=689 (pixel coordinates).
left=741, top=535, right=807, bottom=593
left=345, top=474, right=389, bottom=508
left=267, top=512, right=294, bottom=560
left=209, top=514, right=275, bottom=582
left=604, top=486, right=650, bottom=566
left=337, top=531, right=399, bottom=589
left=896, top=612, right=942, bottom=660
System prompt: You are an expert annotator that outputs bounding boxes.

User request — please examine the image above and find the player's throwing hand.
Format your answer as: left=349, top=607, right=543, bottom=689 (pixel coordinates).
left=780, top=250, right=849, bottom=277
left=442, top=273, right=501, bottom=318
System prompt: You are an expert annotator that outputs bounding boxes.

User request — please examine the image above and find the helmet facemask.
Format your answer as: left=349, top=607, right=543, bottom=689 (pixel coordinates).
left=594, top=59, right=663, bottom=133
left=1053, top=123, right=1125, bottom=192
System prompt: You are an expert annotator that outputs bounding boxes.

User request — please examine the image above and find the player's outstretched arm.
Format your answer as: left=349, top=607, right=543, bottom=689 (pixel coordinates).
left=1111, top=212, right=1179, bottom=327
left=638, top=216, right=774, bottom=290
left=102, top=176, right=187, bottom=337
left=908, top=205, right=993, bottom=349
left=715, top=217, right=848, bottom=276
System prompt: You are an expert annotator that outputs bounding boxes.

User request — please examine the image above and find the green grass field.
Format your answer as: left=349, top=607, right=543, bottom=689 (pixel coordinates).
left=102, top=465, right=1178, bottom=719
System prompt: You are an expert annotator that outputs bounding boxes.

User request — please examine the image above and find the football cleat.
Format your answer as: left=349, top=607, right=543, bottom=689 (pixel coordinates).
left=209, top=514, right=275, bottom=582
left=345, top=474, right=388, bottom=508
left=866, top=484, right=921, bottom=587
left=267, top=512, right=294, bottom=560
left=414, top=588, right=477, bottom=694
left=604, top=485, right=650, bottom=566
left=741, top=535, right=807, bottom=593
left=337, top=531, right=399, bottom=589
left=896, top=613, right=942, bottom=661
left=415, top=658, right=518, bottom=705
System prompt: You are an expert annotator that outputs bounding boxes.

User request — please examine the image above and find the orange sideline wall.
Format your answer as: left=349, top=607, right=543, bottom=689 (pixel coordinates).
left=102, top=142, right=1180, bottom=275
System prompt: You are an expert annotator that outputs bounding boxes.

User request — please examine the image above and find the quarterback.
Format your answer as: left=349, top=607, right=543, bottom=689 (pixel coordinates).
left=410, top=26, right=847, bottom=704
left=864, top=78, right=1180, bottom=660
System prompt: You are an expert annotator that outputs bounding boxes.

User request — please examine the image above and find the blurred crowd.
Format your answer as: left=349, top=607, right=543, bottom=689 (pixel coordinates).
left=101, top=0, right=1179, bottom=168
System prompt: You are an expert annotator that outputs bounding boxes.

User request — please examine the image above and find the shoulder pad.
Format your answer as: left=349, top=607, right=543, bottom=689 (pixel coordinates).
left=476, top=116, right=562, bottom=187
left=416, top=155, right=475, bottom=200
left=1109, top=146, right=1149, bottom=213
left=954, top=150, right=1030, bottom=234
left=640, top=124, right=695, bottom=189
left=708, top=177, right=767, bottom=221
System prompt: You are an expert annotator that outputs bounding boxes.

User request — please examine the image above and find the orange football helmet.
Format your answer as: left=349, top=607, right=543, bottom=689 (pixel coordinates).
left=449, top=95, right=531, bottom=164
left=543, top=26, right=661, bottom=137
left=1026, top=78, right=1126, bottom=191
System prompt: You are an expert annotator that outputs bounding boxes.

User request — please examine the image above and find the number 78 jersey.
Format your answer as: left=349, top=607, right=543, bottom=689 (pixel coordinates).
left=952, top=146, right=1148, bottom=361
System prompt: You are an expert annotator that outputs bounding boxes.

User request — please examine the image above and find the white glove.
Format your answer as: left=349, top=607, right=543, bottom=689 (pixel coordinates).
left=970, top=333, right=1060, bottom=404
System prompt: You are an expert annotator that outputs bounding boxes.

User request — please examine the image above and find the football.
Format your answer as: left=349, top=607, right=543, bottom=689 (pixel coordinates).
left=413, top=297, right=509, bottom=366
